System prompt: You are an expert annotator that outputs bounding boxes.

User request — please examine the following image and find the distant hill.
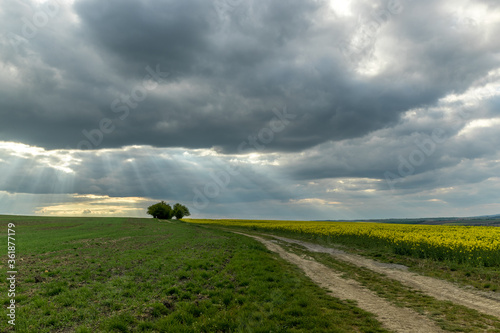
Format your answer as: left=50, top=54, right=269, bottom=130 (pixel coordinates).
left=316, top=214, right=500, bottom=226
left=473, top=214, right=500, bottom=219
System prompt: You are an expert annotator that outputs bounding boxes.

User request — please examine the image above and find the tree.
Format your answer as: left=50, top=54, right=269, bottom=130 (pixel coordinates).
left=173, top=203, right=191, bottom=219
left=147, top=201, right=173, bottom=219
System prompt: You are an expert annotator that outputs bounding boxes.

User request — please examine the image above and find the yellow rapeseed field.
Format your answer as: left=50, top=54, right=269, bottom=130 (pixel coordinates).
left=185, top=219, right=500, bottom=267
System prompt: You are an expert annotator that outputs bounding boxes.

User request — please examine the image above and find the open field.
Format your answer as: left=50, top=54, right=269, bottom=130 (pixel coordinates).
left=0, top=215, right=387, bottom=332
left=2, top=216, right=500, bottom=332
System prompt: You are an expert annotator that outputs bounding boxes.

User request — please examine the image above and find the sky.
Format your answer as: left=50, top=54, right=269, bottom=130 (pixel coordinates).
left=1, top=0, right=500, bottom=220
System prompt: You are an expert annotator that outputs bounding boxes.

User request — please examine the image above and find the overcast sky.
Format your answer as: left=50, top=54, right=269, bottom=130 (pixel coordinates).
left=1, top=0, right=499, bottom=219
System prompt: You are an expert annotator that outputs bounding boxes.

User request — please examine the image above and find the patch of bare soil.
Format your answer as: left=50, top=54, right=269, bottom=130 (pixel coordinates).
left=235, top=232, right=444, bottom=333
left=268, top=234, right=500, bottom=319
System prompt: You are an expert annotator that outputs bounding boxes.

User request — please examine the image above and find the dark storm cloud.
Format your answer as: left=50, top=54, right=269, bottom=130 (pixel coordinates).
left=2, top=0, right=500, bottom=219
left=1, top=0, right=499, bottom=152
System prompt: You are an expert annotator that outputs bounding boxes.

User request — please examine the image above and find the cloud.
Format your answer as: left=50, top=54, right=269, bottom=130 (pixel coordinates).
left=34, top=194, right=152, bottom=216
left=0, top=0, right=499, bottom=219
left=1, top=0, right=498, bottom=153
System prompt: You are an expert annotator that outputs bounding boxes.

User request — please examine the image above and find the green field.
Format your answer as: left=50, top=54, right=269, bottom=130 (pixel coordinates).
left=0, top=216, right=387, bottom=332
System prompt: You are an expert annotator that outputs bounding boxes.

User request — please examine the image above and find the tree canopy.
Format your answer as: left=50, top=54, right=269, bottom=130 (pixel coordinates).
left=173, top=203, right=191, bottom=219
left=147, top=201, right=190, bottom=220
left=147, top=201, right=173, bottom=219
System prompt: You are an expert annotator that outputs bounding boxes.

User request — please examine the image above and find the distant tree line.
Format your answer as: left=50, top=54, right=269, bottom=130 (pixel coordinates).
left=147, top=201, right=191, bottom=220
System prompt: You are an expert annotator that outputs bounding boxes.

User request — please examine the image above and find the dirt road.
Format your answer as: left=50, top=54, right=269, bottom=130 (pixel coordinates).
left=268, top=234, right=500, bottom=319
left=234, top=232, right=445, bottom=333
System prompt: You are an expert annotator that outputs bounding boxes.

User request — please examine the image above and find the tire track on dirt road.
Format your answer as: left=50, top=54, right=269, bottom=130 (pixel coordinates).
left=234, top=232, right=444, bottom=333
left=267, top=234, right=500, bottom=319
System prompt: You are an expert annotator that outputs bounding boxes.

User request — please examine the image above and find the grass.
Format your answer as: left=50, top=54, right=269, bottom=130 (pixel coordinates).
left=0, top=216, right=388, bottom=332
left=191, top=221, right=500, bottom=293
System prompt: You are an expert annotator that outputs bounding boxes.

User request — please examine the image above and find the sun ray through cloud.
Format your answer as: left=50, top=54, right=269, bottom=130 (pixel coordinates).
left=0, top=0, right=499, bottom=219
